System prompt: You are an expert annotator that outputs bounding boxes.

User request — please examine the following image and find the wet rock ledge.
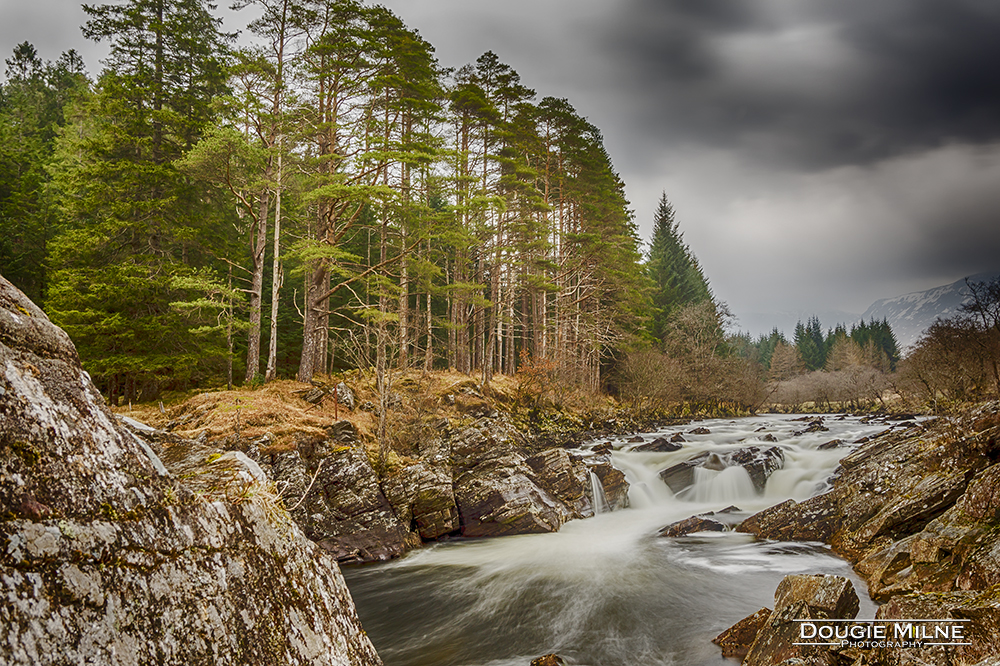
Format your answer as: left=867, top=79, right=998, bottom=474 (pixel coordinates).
left=0, top=276, right=381, bottom=665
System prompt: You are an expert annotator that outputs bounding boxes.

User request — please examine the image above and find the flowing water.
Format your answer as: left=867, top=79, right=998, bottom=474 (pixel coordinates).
left=342, top=414, right=894, bottom=666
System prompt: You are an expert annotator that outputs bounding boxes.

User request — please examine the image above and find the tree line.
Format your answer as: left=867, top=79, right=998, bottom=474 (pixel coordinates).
left=0, top=0, right=648, bottom=403
left=11, top=0, right=978, bottom=416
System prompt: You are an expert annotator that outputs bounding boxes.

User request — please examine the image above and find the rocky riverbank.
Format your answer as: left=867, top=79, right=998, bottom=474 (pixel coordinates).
left=121, top=403, right=635, bottom=565
left=722, top=403, right=1000, bottom=666
left=113, top=365, right=691, bottom=564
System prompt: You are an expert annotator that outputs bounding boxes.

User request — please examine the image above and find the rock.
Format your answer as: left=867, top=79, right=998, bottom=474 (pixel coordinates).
left=854, top=462, right=1000, bottom=601
left=743, top=575, right=859, bottom=666
left=738, top=497, right=840, bottom=543
left=690, top=426, right=711, bottom=435
left=703, top=451, right=728, bottom=471
left=587, top=460, right=630, bottom=511
left=793, top=419, right=829, bottom=436
left=633, top=436, right=683, bottom=452
left=324, top=419, right=359, bottom=443
left=658, top=515, right=726, bottom=537
left=773, top=574, right=860, bottom=619
left=670, top=432, right=687, bottom=442
left=817, top=439, right=844, bottom=450
left=293, top=442, right=415, bottom=563
left=0, top=276, right=381, bottom=666
left=592, top=441, right=613, bottom=455
left=527, top=448, right=591, bottom=516
left=530, top=655, right=566, bottom=666
left=450, top=419, right=597, bottom=537
left=871, top=585, right=1000, bottom=666
left=761, top=433, right=778, bottom=442
left=730, top=446, right=785, bottom=493
left=301, top=386, right=325, bottom=404
left=713, top=607, right=771, bottom=660
left=627, top=435, right=644, bottom=443
left=659, top=456, right=704, bottom=494
left=335, top=381, right=355, bottom=410
left=660, top=446, right=784, bottom=496
left=384, top=463, right=459, bottom=540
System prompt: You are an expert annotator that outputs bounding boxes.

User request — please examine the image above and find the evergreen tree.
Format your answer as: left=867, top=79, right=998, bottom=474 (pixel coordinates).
left=794, top=316, right=827, bottom=371
left=646, top=193, right=712, bottom=341
left=45, top=0, right=233, bottom=402
left=0, top=45, right=88, bottom=303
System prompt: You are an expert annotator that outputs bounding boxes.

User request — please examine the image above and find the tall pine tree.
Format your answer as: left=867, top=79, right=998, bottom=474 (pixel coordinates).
left=646, top=193, right=712, bottom=341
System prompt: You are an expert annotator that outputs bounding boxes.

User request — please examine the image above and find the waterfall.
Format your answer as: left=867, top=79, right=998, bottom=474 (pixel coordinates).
left=685, top=465, right=757, bottom=503
left=590, top=470, right=611, bottom=514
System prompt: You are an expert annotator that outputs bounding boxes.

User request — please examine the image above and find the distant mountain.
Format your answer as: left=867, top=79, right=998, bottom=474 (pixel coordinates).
left=860, top=271, right=1000, bottom=350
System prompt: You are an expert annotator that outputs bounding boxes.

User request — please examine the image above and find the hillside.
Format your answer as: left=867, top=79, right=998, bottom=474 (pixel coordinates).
left=861, top=270, right=1000, bottom=350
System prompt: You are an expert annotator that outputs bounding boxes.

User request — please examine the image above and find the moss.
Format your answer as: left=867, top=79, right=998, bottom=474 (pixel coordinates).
left=6, top=439, right=41, bottom=467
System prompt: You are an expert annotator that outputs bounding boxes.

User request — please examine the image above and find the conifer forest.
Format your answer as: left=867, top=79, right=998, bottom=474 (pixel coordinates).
left=4, top=0, right=993, bottom=414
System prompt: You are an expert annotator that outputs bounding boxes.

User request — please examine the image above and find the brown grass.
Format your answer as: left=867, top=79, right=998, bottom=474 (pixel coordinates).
left=111, top=369, right=615, bottom=457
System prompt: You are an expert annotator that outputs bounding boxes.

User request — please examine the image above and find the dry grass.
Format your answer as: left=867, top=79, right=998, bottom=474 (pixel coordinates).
left=112, top=369, right=617, bottom=458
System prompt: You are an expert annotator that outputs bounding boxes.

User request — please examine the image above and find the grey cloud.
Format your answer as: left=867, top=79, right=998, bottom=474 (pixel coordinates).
left=600, top=0, right=1000, bottom=170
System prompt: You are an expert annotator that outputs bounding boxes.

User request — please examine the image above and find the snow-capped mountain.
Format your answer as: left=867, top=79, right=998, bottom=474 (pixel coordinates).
left=860, top=271, right=1000, bottom=350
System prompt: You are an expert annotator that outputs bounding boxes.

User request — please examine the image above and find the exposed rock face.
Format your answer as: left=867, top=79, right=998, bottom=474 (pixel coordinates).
left=451, top=419, right=595, bottom=537
left=713, top=607, right=771, bottom=660
left=872, top=585, right=1000, bottom=666
left=383, top=462, right=459, bottom=540
left=257, top=414, right=629, bottom=560
left=265, top=440, right=417, bottom=563
left=0, top=276, right=381, bottom=666
left=741, top=575, right=859, bottom=666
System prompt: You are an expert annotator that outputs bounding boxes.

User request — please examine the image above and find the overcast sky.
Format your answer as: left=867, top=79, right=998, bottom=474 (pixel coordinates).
left=4, top=0, right=999, bottom=334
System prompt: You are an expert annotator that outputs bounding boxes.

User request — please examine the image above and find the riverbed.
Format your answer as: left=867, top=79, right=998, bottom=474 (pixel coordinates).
left=343, top=414, right=893, bottom=666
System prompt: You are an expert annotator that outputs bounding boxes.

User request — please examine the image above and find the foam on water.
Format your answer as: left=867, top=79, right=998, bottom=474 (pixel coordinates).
left=343, top=413, right=896, bottom=666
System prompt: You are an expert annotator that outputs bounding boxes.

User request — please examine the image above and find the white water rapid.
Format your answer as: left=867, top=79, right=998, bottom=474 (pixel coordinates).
left=343, top=414, right=896, bottom=666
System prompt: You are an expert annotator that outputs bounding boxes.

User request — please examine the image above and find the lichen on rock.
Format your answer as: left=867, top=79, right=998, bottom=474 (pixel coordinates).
left=0, top=276, right=381, bottom=666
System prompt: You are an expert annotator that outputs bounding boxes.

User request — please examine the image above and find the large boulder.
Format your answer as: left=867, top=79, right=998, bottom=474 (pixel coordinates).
left=712, top=607, right=771, bottom=660
left=267, top=439, right=416, bottom=563
left=742, top=574, right=859, bottom=666
left=0, top=276, right=381, bottom=666
left=449, top=419, right=612, bottom=537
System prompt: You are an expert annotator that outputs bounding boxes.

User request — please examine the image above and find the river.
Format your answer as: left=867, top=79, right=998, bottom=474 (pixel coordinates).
left=342, top=414, right=892, bottom=666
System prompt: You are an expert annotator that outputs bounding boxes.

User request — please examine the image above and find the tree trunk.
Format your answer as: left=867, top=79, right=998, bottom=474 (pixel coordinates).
left=265, top=142, right=283, bottom=382
left=246, top=189, right=270, bottom=383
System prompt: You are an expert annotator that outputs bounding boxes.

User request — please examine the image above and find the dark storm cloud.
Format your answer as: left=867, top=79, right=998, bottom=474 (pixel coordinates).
left=602, top=0, right=1000, bottom=169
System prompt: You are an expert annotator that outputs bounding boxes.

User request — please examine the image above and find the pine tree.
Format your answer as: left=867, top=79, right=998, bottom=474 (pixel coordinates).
left=45, top=0, right=232, bottom=402
left=795, top=316, right=827, bottom=371
left=646, top=193, right=712, bottom=341
left=0, top=45, right=88, bottom=303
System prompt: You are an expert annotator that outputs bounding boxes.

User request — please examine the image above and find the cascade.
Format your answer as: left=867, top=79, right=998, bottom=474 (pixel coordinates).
left=589, top=470, right=611, bottom=514
left=343, top=414, right=891, bottom=666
